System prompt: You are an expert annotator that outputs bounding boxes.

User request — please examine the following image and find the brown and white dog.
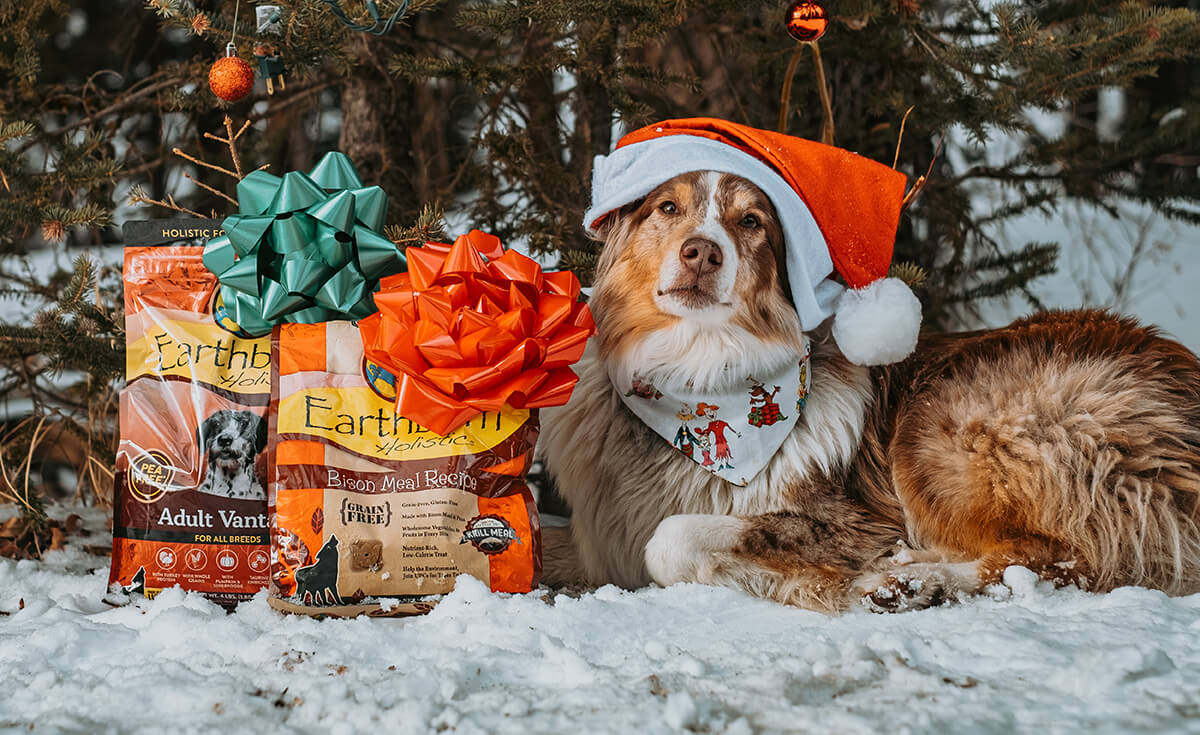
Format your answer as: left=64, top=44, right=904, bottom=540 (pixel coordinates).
left=539, top=170, right=1200, bottom=612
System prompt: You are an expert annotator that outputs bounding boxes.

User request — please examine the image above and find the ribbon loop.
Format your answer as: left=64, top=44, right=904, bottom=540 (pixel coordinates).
left=203, top=151, right=407, bottom=337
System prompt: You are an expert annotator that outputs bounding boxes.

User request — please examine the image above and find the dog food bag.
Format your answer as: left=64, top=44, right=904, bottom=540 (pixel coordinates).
left=109, top=221, right=271, bottom=609
left=267, top=321, right=543, bottom=616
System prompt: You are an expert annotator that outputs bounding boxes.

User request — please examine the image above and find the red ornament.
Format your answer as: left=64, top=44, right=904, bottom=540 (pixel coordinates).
left=786, top=0, right=829, bottom=43
left=209, top=45, right=255, bottom=102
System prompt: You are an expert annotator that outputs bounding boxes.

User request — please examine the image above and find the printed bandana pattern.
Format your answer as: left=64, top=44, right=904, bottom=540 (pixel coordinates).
left=616, top=339, right=811, bottom=486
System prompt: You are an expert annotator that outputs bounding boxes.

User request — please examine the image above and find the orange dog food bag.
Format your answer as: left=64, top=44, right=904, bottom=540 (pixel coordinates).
left=109, top=222, right=271, bottom=609
left=267, top=320, right=541, bottom=617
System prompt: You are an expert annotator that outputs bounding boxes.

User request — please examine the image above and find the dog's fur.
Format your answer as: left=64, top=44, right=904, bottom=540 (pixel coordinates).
left=196, top=409, right=267, bottom=500
left=540, top=171, right=1200, bottom=612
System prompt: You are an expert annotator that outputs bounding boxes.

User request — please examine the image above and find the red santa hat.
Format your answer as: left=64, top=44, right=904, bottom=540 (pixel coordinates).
left=584, top=117, right=920, bottom=366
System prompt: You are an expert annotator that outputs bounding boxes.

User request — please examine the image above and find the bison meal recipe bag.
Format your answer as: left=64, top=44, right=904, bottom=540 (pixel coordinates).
left=268, top=320, right=542, bottom=617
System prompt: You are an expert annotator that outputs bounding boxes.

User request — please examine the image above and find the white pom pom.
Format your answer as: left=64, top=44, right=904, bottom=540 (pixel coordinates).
left=831, top=277, right=922, bottom=366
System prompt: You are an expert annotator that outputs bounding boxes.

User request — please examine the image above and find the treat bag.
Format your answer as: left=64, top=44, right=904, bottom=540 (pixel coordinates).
left=268, top=321, right=541, bottom=617
left=110, top=222, right=271, bottom=609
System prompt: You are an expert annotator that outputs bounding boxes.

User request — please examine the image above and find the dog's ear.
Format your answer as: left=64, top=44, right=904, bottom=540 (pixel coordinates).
left=589, top=210, right=619, bottom=245
left=196, top=411, right=223, bottom=453
left=592, top=200, right=643, bottom=280
left=592, top=200, right=644, bottom=242
left=252, top=413, right=268, bottom=452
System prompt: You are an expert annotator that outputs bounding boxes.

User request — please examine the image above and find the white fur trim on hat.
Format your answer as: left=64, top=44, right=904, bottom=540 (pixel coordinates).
left=831, top=277, right=922, bottom=366
left=585, top=135, right=843, bottom=331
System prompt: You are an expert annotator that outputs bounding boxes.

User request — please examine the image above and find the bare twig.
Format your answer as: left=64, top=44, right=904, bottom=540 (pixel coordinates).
left=183, top=172, right=238, bottom=206
left=893, top=105, right=916, bottom=169
left=172, top=146, right=240, bottom=180
left=777, top=40, right=835, bottom=144
left=201, top=115, right=249, bottom=178
left=128, top=190, right=208, bottom=218
left=777, top=45, right=804, bottom=133
left=901, top=135, right=945, bottom=211
left=0, top=416, right=46, bottom=514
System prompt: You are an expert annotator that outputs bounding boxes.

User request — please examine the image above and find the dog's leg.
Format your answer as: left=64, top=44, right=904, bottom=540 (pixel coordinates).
left=644, top=510, right=897, bottom=613
left=541, top=525, right=589, bottom=588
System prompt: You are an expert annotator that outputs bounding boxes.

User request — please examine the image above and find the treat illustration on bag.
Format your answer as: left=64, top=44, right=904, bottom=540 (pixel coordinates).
left=268, top=230, right=594, bottom=617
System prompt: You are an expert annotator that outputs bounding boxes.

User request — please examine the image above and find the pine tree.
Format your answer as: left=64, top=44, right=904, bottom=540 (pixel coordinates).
left=0, top=0, right=1197, bottom=532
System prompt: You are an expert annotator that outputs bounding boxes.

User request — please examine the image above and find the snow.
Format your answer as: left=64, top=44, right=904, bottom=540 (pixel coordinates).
left=2, top=507, right=1200, bottom=733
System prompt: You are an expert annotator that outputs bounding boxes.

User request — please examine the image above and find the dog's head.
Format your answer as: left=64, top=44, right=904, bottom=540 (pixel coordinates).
left=591, top=171, right=803, bottom=391
left=197, top=409, right=266, bottom=475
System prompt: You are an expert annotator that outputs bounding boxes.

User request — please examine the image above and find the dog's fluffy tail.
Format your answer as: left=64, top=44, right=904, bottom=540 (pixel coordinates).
left=1052, top=446, right=1200, bottom=595
left=907, top=314, right=1200, bottom=596
left=977, top=358, right=1200, bottom=594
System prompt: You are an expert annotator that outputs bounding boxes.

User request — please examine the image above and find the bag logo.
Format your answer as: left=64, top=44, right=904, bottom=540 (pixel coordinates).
left=460, top=515, right=520, bottom=555
left=340, top=497, right=393, bottom=526
left=129, top=450, right=173, bottom=503
left=210, top=291, right=252, bottom=338
left=362, top=358, right=397, bottom=402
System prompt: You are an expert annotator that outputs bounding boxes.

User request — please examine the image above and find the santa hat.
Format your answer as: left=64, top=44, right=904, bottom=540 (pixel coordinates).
left=584, top=117, right=920, bottom=366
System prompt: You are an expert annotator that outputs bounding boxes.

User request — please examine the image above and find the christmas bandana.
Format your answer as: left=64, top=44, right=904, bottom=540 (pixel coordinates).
left=616, top=340, right=811, bottom=486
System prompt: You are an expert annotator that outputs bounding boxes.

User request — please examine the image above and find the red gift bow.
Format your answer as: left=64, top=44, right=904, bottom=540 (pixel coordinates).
left=359, top=230, right=596, bottom=435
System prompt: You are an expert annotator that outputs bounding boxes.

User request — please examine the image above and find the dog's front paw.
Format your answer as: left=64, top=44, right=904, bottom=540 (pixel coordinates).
left=851, top=561, right=981, bottom=613
left=644, top=514, right=747, bottom=586
left=856, top=571, right=947, bottom=613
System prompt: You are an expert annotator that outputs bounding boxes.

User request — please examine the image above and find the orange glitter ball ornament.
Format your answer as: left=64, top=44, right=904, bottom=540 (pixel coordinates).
left=209, top=44, right=255, bottom=102
left=786, top=0, right=829, bottom=43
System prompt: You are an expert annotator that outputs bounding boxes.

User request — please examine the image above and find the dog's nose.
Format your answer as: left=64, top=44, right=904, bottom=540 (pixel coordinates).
left=217, top=434, right=233, bottom=448
left=680, top=237, right=722, bottom=273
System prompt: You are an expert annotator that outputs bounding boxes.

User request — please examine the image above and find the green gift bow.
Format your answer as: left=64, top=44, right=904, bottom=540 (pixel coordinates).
left=202, top=151, right=406, bottom=337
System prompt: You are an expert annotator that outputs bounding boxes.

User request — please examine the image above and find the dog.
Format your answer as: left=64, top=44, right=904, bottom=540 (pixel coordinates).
left=295, top=535, right=344, bottom=606
left=196, top=409, right=266, bottom=500
left=539, top=169, right=1200, bottom=612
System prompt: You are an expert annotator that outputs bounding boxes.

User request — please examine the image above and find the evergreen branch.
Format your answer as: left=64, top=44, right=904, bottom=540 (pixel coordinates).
left=385, top=202, right=448, bottom=250
left=13, top=73, right=187, bottom=155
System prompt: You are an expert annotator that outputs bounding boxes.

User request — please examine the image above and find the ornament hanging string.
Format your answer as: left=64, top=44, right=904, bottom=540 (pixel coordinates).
left=321, top=0, right=412, bottom=35
left=776, top=0, right=834, bottom=144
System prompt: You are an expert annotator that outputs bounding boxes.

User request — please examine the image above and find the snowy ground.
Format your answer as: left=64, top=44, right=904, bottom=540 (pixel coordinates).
left=1, top=507, right=1199, bottom=734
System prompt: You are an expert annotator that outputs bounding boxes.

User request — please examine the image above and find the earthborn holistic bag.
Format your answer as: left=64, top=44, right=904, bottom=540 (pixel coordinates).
left=267, top=321, right=542, bottom=616
left=109, top=220, right=271, bottom=609
left=268, top=231, right=594, bottom=617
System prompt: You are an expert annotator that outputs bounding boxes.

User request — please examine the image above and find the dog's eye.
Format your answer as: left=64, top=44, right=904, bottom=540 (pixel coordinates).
left=739, top=214, right=760, bottom=229
left=659, top=201, right=677, bottom=215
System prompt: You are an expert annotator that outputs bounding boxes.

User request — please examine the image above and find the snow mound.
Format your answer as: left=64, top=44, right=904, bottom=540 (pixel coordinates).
left=1, top=507, right=1199, bottom=734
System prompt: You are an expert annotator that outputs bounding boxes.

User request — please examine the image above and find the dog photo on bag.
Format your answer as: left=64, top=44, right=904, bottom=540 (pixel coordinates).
left=195, top=409, right=267, bottom=500
left=539, top=118, right=1200, bottom=613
